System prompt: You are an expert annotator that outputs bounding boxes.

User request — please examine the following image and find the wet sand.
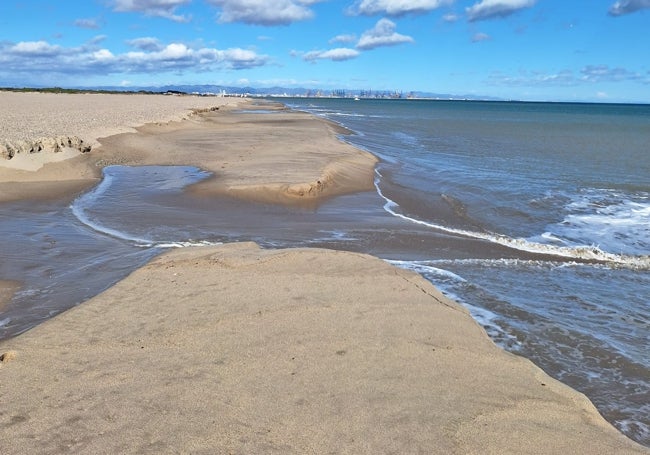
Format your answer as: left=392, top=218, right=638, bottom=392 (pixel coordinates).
left=0, top=92, right=647, bottom=453
left=0, top=281, right=20, bottom=312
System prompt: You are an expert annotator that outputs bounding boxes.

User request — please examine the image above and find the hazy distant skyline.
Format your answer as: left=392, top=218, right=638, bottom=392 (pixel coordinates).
left=1, top=1, right=650, bottom=102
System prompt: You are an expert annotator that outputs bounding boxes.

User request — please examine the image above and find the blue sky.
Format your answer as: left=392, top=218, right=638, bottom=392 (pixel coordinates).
left=1, top=0, right=650, bottom=102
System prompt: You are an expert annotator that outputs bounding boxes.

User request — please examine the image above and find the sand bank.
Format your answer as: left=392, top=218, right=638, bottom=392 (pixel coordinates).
left=0, top=242, right=645, bottom=454
left=0, top=92, right=241, bottom=201
left=95, top=102, right=378, bottom=205
left=0, top=92, right=377, bottom=204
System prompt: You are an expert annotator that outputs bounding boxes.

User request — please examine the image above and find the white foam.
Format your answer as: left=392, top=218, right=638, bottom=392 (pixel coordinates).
left=71, top=166, right=222, bottom=249
left=386, top=259, right=467, bottom=282
left=374, top=169, right=650, bottom=270
left=154, top=240, right=223, bottom=249
left=71, top=170, right=154, bottom=246
left=546, top=189, right=650, bottom=257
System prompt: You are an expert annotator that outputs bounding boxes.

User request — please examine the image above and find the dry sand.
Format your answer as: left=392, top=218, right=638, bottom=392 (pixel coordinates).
left=0, top=92, right=647, bottom=453
left=0, top=91, right=377, bottom=204
left=0, top=91, right=241, bottom=201
left=0, top=91, right=237, bottom=146
left=0, top=243, right=646, bottom=454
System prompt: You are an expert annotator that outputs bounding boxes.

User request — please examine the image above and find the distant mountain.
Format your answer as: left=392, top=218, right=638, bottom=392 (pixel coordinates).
left=5, top=83, right=504, bottom=101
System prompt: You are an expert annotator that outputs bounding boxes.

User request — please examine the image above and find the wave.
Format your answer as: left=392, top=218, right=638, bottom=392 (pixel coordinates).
left=545, top=188, right=650, bottom=256
left=374, top=169, right=650, bottom=270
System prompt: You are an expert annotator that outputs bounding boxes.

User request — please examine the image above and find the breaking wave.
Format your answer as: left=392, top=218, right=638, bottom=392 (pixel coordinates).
left=374, top=169, right=650, bottom=270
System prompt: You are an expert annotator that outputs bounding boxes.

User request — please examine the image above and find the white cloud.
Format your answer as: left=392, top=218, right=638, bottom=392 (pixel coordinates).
left=111, top=0, right=192, bottom=22
left=356, top=18, right=414, bottom=50
left=0, top=39, right=269, bottom=79
left=609, top=0, right=650, bottom=16
left=303, top=48, right=360, bottom=61
left=329, top=34, right=357, bottom=44
left=579, top=65, right=642, bottom=83
left=466, top=0, right=536, bottom=22
left=221, top=48, right=270, bottom=69
left=207, top=0, right=322, bottom=25
left=351, top=0, right=453, bottom=16
left=92, top=49, right=116, bottom=62
left=487, top=69, right=576, bottom=87
left=10, top=41, right=62, bottom=56
left=442, top=13, right=459, bottom=22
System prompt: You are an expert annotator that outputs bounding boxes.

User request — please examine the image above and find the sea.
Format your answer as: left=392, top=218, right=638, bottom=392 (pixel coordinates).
left=0, top=98, right=648, bottom=446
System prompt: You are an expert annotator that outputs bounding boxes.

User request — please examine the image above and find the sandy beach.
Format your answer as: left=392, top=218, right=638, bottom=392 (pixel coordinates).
left=0, top=91, right=240, bottom=202
left=0, top=92, right=647, bottom=453
left=0, top=91, right=376, bottom=204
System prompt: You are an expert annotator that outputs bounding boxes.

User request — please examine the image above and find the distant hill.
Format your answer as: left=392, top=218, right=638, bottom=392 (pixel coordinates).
left=1, top=84, right=504, bottom=101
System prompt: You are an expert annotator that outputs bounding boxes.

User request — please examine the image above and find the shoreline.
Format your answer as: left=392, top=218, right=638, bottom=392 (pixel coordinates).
left=0, top=280, right=20, bottom=313
left=0, top=92, right=647, bottom=452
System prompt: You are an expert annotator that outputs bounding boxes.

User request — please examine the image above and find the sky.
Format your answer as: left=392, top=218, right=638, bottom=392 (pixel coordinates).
left=1, top=0, right=650, bottom=102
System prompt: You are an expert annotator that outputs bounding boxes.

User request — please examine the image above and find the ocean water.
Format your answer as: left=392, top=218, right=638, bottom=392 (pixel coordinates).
left=0, top=99, right=648, bottom=446
left=288, top=99, right=650, bottom=444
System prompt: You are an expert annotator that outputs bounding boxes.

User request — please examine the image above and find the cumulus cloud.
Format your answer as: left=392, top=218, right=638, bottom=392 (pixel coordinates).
left=351, top=0, right=453, bottom=16
left=9, top=41, right=63, bottom=56
left=466, top=0, right=536, bottom=22
left=111, top=0, right=192, bottom=22
left=207, top=0, right=321, bottom=25
left=329, top=34, right=357, bottom=44
left=303, top=48, right=360, bottom=61
left=294, top=22, right=414, bottom=63
left=127, top=37, right=164, bottom=51
left=0, top=38, right=269, bottom=78
left=609, top=0, right=650, bottom=16
left=356, top=18, right=414, bottom=50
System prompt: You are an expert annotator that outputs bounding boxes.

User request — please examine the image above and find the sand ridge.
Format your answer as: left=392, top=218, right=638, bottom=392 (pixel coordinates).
left=0, top=243, right=646, bottom=454
left=96, top=104, right=378, bottom=205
